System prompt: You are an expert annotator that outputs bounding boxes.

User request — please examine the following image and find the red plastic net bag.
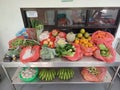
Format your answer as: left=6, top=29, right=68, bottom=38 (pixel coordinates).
left=93, top=43, right=116, bottom=63
left=80, top=45, right=97, bottom=56
left=64, top=43, right=83, bottom=61
left=20, top=45, right=40, bottom=63
left=81, top=67, right=107, bottom=82
left=92, top=30, right=114, bottom=45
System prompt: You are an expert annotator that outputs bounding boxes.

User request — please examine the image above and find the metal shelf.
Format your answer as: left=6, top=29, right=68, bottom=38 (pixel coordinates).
left=12, top=68, right=112, bottom=84
left=2, top=52, right=120, bottom=67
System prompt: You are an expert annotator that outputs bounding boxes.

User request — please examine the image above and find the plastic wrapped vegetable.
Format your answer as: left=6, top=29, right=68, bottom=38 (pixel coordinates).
left=9, top=36, right=24, bottom=49
left=64, top=43, right=83, bottom=61
left=80, top=45, right=97, bottom=56
left=81, top=67, right=107, bottom=82
left=40, top=46, right=56, bottom=60
left=55, top=36, right=67, bottom=47
left=93, top=43, right=116, bottom=63
left=39, top=31, right=49, bottom=41
left=80, top=40, right=97, bottom=56
left=92, top=30, right=114, bottom=45
left=20, top=45, right=40, bottom=63
left=16, top=28, right=37, bottom=40
left=40, top=38, right=55, bottom=48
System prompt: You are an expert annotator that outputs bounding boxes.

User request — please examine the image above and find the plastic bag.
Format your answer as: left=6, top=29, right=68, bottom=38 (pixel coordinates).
left=81, top=67, right=107, bottom=82
left=9, top=36, right=24, bottom=49
left=92, top=30, right=114, bottom=45
left=20, top=45, right=40, bottom=63
left=93, top=43, right=116, bottom=63
left=64, top=43, right=83, bottom=61
left=16, top=28, right=37, bottom=40
left=80, top=45, right=97, bottom=56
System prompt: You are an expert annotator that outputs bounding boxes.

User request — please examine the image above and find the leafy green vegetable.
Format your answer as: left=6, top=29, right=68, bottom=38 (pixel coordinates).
left=88, top=67, right=99, bottom=75
left=99, top=44, right=110, bottom=57
left=11, top=39, right=39, bottom=49
left=23, top=39, right=39, bottom=46
left=40, top=46, right=56, bottom=60
left=11, top=39, right=24, bottom=48
left=55, top=44, right=75, bottom=57
left=99, top=44, right=108, bottom=51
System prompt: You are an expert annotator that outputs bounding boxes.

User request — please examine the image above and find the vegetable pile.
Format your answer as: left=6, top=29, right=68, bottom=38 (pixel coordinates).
left=6, top=28, right=116, bottom=63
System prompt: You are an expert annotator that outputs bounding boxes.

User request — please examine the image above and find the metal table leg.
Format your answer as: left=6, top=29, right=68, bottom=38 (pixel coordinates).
left=2, top=65, right=16, bottom=90
left=107, top=65, right=120, bottom=90
left=111, top=67, right=120, bottom=79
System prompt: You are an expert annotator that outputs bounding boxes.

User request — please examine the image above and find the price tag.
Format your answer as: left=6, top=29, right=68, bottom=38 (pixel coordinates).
left=26, top=11, right=38, bottom=18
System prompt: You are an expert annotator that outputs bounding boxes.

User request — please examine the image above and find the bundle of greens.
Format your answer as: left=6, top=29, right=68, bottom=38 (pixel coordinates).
left=55, top=44, right=75, bottom=57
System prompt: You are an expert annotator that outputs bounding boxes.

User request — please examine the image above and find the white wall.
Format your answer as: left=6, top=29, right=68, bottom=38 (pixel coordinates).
left=0, top=0, right=120, bottom=55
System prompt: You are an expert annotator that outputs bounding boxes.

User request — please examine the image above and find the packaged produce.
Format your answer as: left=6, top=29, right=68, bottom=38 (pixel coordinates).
left=20, top=45, right=40, bottom=63
left=9, top=36, right=39, bottom=49
left=16, top=28, right=37, bottom=40
left=92, top=30, right=114, bottom=45
left=93, top=43, right=116, bottom=63
left=50, top=29, right=59, bottom=37
left=19, top=67, right=39, bottom=82
left=39, top=31, right=49, bottom=41
left=22, top=39, right=40, bottom=47
left=55, top=43, right=76, bottom=57
left=64, top=43, right=83, bottom=61
left=57, top=68, right=74, bottom=80
left=41, top=38, right=55, bottom=48
left=9, top=36, right=24, bottom=49
left=40, top=46, right=56, bottom=60
left=39, top=68, right=56, bottom=81
left=58, top=32, right=66, bottom=39
left=66, top=32, right=75, bottom=43
left=81, top=67, right=107, bottom=82
left=3, top=48, right=21, bottom=62
left=55, top=36, right=67, bottom=47
left=78, top=38, right=97, bottom=56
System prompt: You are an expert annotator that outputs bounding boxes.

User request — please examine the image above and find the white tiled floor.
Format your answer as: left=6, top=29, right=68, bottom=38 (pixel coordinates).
left=0, top=67, right=120, bottom=90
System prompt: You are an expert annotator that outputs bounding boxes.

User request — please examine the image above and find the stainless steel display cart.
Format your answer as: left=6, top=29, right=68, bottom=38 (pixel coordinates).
left=1, top=52, right=120, bottom=90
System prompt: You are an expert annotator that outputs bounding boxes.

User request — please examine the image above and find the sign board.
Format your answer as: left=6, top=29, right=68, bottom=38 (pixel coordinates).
left=26, top=11, right=38, bottom=18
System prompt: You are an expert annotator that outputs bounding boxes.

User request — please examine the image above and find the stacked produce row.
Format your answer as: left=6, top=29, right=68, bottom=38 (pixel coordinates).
left=19, top=67, right=107, bottom=82
left=4, top=28, right=116, bottom=63
left=3, top=28, right=115, bottom=83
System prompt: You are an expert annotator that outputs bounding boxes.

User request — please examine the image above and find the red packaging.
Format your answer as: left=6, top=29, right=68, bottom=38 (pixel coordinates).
left=92, top=30, right=114, bottom=45
left=81, top=67, right=107, bottom=82
left=93, top=43, right=116, bottom=63
left=20, top=45, right=40, bottom=63
left=64, top=43, right=83, bottom=61
left=9, top=36, right=24, bottom=49
left=26, top=28, right=37, bottom=40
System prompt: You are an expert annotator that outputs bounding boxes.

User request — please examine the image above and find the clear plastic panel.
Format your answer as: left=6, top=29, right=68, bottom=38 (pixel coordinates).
left=88, top=9, right=118, bottom=26
left=57, top=9, right=86, bottom=26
